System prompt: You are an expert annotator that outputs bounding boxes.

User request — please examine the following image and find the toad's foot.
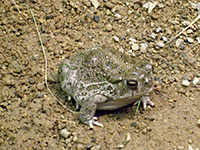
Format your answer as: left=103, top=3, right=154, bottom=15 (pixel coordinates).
left=134, top=95, right=154, bottom=110
left=88, top=117, right=104, bottom=128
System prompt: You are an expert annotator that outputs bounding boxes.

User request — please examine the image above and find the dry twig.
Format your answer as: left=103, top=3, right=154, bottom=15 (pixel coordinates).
left=168, top=14, right=200, bottom=44
left=30, top=8, right=74, bottom=113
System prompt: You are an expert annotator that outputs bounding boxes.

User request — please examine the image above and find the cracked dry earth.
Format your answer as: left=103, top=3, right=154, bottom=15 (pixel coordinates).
left=0, top=0, right=200, bottom=150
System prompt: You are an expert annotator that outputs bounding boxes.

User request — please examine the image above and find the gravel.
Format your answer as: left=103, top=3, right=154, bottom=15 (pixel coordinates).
left=182, top=80, right=190, bottom=87
left=90, top=0, right=99, bottom=8
left=1, top=0, right=200, bottom=149
left=60, top=129, right=71, bottom=138
left=192, top=77, right=199, bottom=85
left=197, top=119, right=200, bottom=127
left=131, top=43, right=139, bottom=51
left=113, top=36, right=120, bottom=42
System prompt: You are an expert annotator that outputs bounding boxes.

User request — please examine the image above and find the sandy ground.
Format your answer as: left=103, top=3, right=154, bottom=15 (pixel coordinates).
left=0, top=0, right=200, bottom=149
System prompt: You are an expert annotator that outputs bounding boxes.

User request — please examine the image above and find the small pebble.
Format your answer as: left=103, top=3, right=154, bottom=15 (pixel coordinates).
left=33, top=54, right=40, bottom=60
left=129, top=38, right=137, bottom=44
left=115, top=13, right=122, bottom=20
left=129, top=38, right=137, bottom=42
left=188, top=145, right=194, bottom=150
left=177, top=145, right=184, bottom=150
left=182, top=21, right=190, bottom=26
left=77, top=143, right=84, bottom=150
left=113, top=36, right=120, bottom=42
left=93, top=16, right=100, bottom=22
left=104, top=2, right=114, bottom=9
left=161, top=36, right=168, bottom=42
left=197, top=2, right=200, bottom=10
left=65, top=138, right=72, bottom=144
left=37, top=83, right=45, bottom=91
left=148, top=2, right=158, bottom=13
left=140, top=43, right=148, bottom=53
left=90, top=0, right=99, bottom=8
left=196, top=37, right=200, bottom=44
left=182, top=80, right=190, bottom=87
left=197, top=119, right=200, bottom=127
left=156, top=41, right=165, bottom=48
left=131, top=43, right=139, bottom=51
left=105, top=23, right=112, bottom=31
left=143, top=2, right=158, bottom=13
left=146, top=126, right=152, bottom=132
left=154, top=80, right=160, bottom=86
left=73, top=135, right=78, bottom=142
left=176, top=39, right=184, bottom=48
left=155, top=27, right=162, bottom=33
left=192, top=77, right=199, bottom=85
left=190, top=2, right=197, bottom=9
left=60, top=128, right=71, bottom=138
left=187, top=29, right=193, bottom=34
left=188, top=139, right=192, bottom=144
left=148, top=115, right=155, bottom=121
left=187, top=37, right=194, bottom=43
left=150, top=33, right=156, bottom=40
left=131, top=122, right=137, bottom=128
left=91, top=144, right=101, bottom=150
left=143, top=2, right=150, bottom=9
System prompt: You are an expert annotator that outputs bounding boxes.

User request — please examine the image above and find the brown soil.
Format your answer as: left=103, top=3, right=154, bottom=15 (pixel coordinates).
left=0, top=0, right=200, bottom=150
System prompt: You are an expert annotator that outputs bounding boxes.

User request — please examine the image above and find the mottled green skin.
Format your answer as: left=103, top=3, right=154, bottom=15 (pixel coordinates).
left=58, top=47, right=154, bottom=124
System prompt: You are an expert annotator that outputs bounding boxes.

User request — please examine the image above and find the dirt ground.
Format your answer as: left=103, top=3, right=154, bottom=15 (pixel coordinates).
left=0, top=0, right=200, bottom=149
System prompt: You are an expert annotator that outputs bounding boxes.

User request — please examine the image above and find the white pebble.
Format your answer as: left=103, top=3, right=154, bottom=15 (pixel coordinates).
left=60, top=129, right=71, bottom=138
left=91, top=145, right=101, bottom=150
left=192, top=77, right=199, bottom=85
left=176, top=39, right=184, bottom=48
left=143, top=2, right=158, bottom=13
left=90, top=0, right=99, bottom=8
left=156, top=41, right=165, bottom=48
left=150, top=33, right=156, bottom=39
left=197, top=119, right=200, bottom=127
left=187, top=30, right=194, bottom=35
left=113, top=36, right=120, bottom=42
left=177, top=145, right=184, bottom=150
left=190, top=2, right=197, bottom=9
left=187, top=37, right=194, bottom=43
left=143, top=2, right=151, bottom=9
left=197, top=2, right=200, bottom=10
left=196, top=37, right=200, bottom=44
left=148, top=2, right=158, bottom=13
left=131, top=43, right=139, bottom=51
left=182, top=21, right=190, bottom=26
left=155, top=27, right=162, bottom=33
left=182, top=80, right=190, bottom=87
left=65, top=138, right=72, bottom=144
left=161, top=36, right=168, bottom=42
left=129, top=38, right=137, bottom=43
left=115, top=13, right=122, bottom=20
left=188, top=145, right=194, bottom=150
left=140, top=43, right=148, bottom=53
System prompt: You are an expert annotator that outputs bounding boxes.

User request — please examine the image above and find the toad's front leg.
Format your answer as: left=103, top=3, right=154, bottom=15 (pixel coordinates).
left=79, top=95, right=107, bottom=128
left=134, top=94, right=154, bottom=110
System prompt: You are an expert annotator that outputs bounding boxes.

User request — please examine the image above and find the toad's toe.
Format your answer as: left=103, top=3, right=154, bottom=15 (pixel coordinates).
left=134, top=95, right=154, bottom=110
left=88, top=117, right=104, bottom=128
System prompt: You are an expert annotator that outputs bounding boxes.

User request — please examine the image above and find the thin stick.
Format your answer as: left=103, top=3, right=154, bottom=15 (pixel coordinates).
left=30, top=8, right=74, bottom=113
left=167, top=14, right=200, bottom=44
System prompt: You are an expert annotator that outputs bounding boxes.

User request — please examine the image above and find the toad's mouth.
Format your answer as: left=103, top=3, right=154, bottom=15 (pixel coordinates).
left=96, top=86, right=154, bottom=111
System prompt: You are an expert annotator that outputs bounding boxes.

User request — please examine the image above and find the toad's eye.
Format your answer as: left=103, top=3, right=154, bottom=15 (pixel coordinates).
left=127, top=80, right=138, bottom=90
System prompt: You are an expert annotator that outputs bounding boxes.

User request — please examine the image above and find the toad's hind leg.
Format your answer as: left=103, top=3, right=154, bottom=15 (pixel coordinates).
left=79, top=95, right=107, bottom=128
